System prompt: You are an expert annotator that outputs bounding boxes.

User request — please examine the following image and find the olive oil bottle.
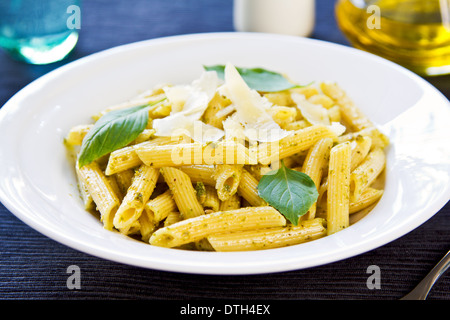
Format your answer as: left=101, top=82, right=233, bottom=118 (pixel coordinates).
left=335, top=0, right=450, bottom=76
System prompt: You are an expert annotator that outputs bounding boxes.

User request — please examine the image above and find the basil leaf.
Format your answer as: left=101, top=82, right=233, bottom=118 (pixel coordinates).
left=78, top=104, right=151, bottom=168
left=204, top=65, right=300, bottom=92
left=257, top=161, right=318, bottom=225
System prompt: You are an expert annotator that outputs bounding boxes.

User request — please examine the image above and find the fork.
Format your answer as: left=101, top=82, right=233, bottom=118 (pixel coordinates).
left=401, top=250, right=450, bottom=300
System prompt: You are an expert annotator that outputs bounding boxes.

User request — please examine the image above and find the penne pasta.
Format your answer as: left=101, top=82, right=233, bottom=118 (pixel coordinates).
left=194, top=181, right=207, bottom=204
left=257, top=125, right=338, bottom=166
left=113, top=169, right=135, bottom=196
left=349, top=135, right=372, bottom=171
left=139, top=210, right=155, bottom=242
left=75, top=166, right=95, bottom=211
left=105, top=136, right=175, bottom=176
left=201, top=92, right=232, bottom=129
left=160, top=167, right=205, bottom=220
left=337, top=127, right=389, bottom=149
left=350, top=147, right=386, bottom=202
left=65, top=124, right=93, bottom=146
left=263, top=91, right=294, bottom=106
left=268, top=106, right=297, bottom=127
left=237, top=169, right=267, bottom=207
left=300, top=137, right=333, bottom=220
left=149, top=206, right=286, bottom=248
left=144, top=189, right=177, bottom=224
left=202, top=185, right=220, bottom=212
left=67, top=64, right=388, bottom=252
left=327, top=141, right=351, bottom=235
left=219, top=193, right=241, bottom=211
left=214, top=164, right=243, bottom=201
left=164, top=211, right=182, bottom=227
left=113, top=164, right=159, bottom=232
left=180, top=165, right=216, bottom=186
left=307, top=94, right=335, bottom=109
left=243, top=164, right=271, bottom=181
left=320, top=82, right=373, bottom=131
left=349, top=187, right=384, bottom=214
left=76, top=161, right=120, bottom=230
left=135, top=140, right=250, bottom=168
left=207, top=218, right=327, bottom=251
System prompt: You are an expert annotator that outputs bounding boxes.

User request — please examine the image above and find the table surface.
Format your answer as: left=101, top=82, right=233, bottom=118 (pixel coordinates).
left=0, top=0, right=448, bottom=300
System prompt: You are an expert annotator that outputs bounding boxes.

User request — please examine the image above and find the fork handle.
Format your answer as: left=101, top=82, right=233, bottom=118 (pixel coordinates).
left=401, top=250, right=450, bottom=300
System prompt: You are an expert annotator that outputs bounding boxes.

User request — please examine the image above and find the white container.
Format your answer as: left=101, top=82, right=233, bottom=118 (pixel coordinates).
left=233, top=0, right=315, bottom=37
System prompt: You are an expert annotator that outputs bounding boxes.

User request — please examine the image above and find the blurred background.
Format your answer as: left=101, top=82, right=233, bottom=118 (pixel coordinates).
left=0, top=0, right=346, bottom=107
left=0, top=0, right=448, bottom=300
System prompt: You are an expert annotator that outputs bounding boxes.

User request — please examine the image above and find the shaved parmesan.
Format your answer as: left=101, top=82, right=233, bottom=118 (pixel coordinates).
left=222, top=116, right=245, bottom=141
left=163, top=70, right=219, bottom=120
left=219, top=63, right=291, bottom=142
left=155, top=71, right=222, bottom=142
left=329, top=122, right=347, bottom=136
left=292, top=92, right=330, bottom=126
left=214, top=103, right=236, bottom=119
left=153, top=113, right=224, bottom=143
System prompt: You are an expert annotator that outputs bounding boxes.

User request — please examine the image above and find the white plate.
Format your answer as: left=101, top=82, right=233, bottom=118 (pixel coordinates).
left=0, top=32, right=449, bottom=275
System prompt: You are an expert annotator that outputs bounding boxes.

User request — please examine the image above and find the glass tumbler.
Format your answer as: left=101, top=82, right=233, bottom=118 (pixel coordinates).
left=0, top=0, right=81, bottom=65
left=335, top=0, right=450, bottom=76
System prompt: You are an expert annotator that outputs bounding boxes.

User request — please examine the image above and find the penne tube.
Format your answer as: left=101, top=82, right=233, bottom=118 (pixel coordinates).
left=144, top=189, right=177, bottom=224
left=337, top=127, right=389, bottom=149
left=237, top=169, right=267, bottom=207
left=282, top=120, right=310, bottom=131
left=149, top=206, right=286, bottom=248
left=300, top=137, right=333, bottom=220
left=113, top=169, right=135, bottom=196
left=124, top=220, right=141, bottom=236
left=106, top=174, right=123, bottom=201
left=180, top=165, right=216, bottom=186
left=214, top=164, right=243, bottom=201
left=320, top=82, right=373, bottom=131
left=327, top=105, right=341, bottom=122
left=350, top=147, right=386, bottom=202
left=243, top=164, right=271, bottom=181
left=139, top=210, right=156, bottom=242
left=160, top=167, right=205, bottom=220
left=307, top=94, right=335, bottom=109
left=327, top=142, right=351, bottom=235
left=268, top=106, right=297, bottom=127
left=207, top=218, right=327, bottom=251
left=202, top=185, right=220, bottom=212
left=263, top=91, right=294, bottom=106
left=75, top=166, right=95, bottom=211
left=201, top=92, right=232, bottom=129
left=219, top=193, right=241, bottom=211
left=113, top=165, right=159, bottom=232
left=289, top=85, right=319, bottom=99
left=349, top=135, right=372, bottom=171
left=349, top=187, right=384, bottom=214
left=164, top=211, right=182, bottom=227
left=65, top=124, right=93, bottom=146
left=194, top=239, right=215, bottom=251
left=129, top=129, right=155, bottom=145
left=257, top=125, right=338, bottom=166
left=135, top=140, right=251, bottom=167
left=76, top=161, right=120, bottom=230
left=317, top=135, right=373, bottom=202
left=105, top=137, right=175, bottom=175
left=195, top=182, right=207, bottom=204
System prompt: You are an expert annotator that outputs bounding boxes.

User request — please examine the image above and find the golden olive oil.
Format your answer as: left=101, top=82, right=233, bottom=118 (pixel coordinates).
left=335, top=0, right=450, bottom=76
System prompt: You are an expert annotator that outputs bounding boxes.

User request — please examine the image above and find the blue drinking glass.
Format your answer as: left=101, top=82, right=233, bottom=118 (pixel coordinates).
left=0, top=0, right=81, bottom=65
